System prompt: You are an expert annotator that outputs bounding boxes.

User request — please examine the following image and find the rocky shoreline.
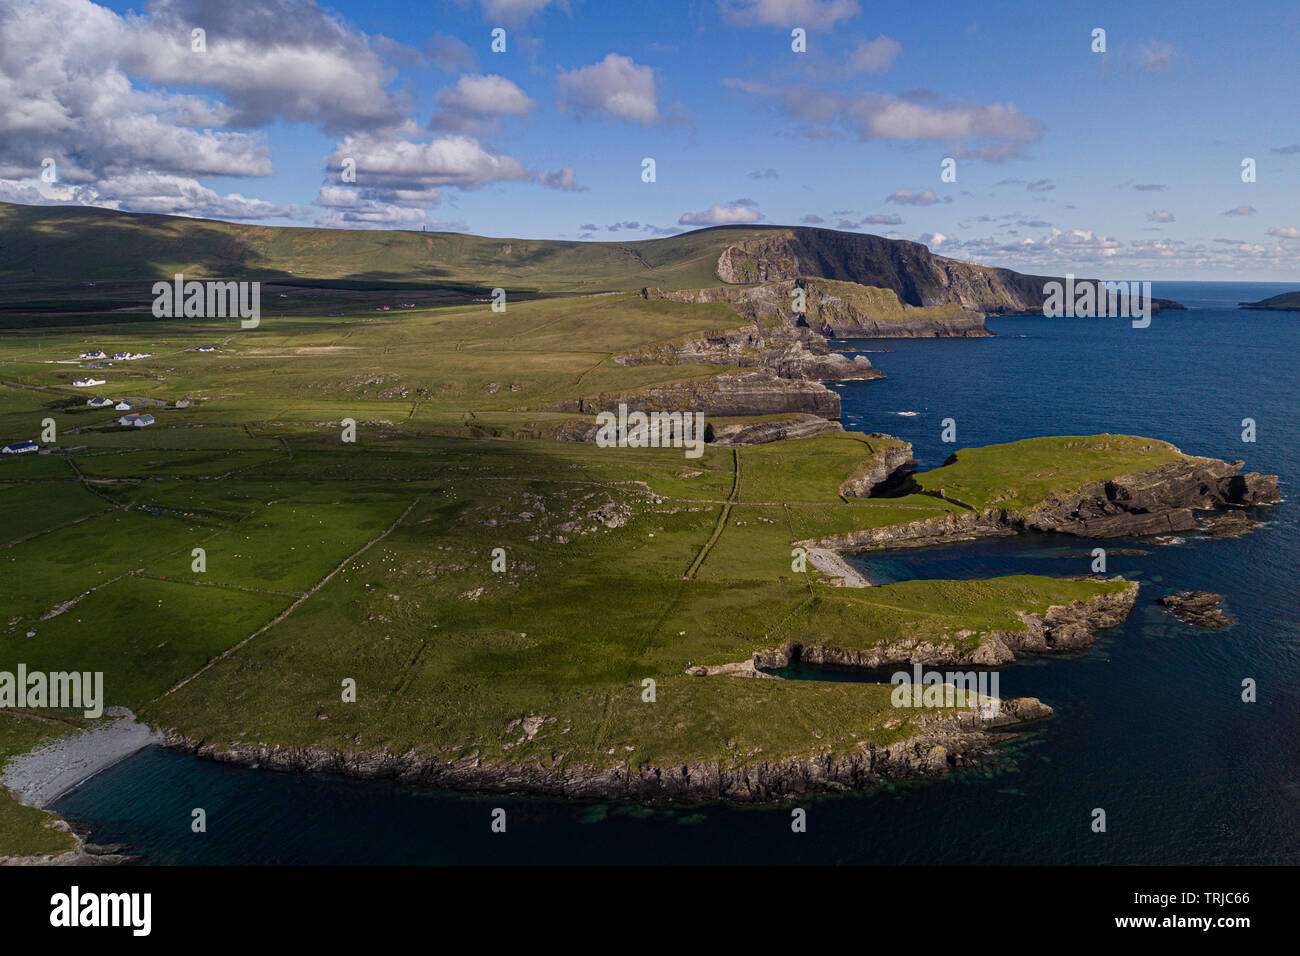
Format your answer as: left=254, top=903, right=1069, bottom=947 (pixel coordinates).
left=799, top=455, right=1280, bottom=553
left=161, top=696, right=1053, bottom=804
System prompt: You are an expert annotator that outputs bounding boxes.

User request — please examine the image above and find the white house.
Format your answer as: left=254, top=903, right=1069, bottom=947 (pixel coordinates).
left=71, top=377, right=106, bottom=387
left=118, top=413, right=155, bottom=427
left=115, top=401, right=132, bottom=411
left=1, top=440, right=39, bottom=454
left=87, top=397, right=114, bottom=408
left=79, top=350, right=106, bottom=359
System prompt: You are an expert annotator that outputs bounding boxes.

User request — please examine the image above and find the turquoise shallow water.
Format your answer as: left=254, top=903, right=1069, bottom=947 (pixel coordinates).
left=54, top=281, right=1300, bottom=864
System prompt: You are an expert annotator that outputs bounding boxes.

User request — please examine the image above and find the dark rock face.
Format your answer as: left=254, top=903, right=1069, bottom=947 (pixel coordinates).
left=1017, top=459, right=1281, bottom=538
left=711, top=230, right=1184, bottom=314
left=1157, top=591, right=1236, bottom=628
left=1200, top=510, right=1260, bottom=539
left=645, top=282, right=993, bottom=338
left=800, top=457, right=1280, bottom=550
left=162, top=696, right=1053, bottom=804
left=839, top=437, right=916, bottom=498
left=753, top=581, right=1138, bottom=669
left=555, top=369, right=841, bottom=421
left=709, top=415, right=843, bottom=446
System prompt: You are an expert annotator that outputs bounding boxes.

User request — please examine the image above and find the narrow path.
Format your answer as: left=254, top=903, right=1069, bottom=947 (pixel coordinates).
left=156, top=496, right=421, bottom=699
left=681, top=447, right=740, bottom=580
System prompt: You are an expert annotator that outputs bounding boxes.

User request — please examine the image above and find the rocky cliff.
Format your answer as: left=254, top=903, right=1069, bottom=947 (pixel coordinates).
left=751, top=580, right=1139, bottom=669
left=712, top=230, right=1185, bottom=315
left=645, top=280, right=993, bottom=338
left=162, top=695, right=1053, bottom=803
left=800, top=454, right=1280, bottom=551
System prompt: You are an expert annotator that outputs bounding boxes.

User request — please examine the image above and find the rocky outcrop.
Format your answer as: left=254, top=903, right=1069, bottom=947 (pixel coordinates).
left=619, top=310, right=883, bottom=380
left=708, top=415, right=843, bottom=446
left=752, top=580, right=1138, bottom=669
left=801, top=456, right=1281, bottom=550
left=710, top=230, right=1185, bottom=315
left=1157, top=591, right=1235, bottom=628
left=554, top=369, right=841, bottom=421
left=840, top=436, right=916, bottom=498
left=645, top=281, right=992, bottom=338
left=161, top=696, right=1053, bottom=803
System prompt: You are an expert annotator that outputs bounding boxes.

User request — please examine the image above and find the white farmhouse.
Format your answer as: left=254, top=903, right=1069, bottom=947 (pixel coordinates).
left=118, top=413, right=155, bottom=427
left=1, top=440, right=39, bottom=454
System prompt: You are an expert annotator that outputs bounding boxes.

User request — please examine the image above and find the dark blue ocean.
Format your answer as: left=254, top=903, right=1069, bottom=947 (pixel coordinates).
left=54, top=281, right=1300, bottom=864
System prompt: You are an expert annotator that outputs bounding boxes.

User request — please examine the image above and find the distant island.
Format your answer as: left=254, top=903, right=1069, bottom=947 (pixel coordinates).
left=1239, top=290, right=1300, bottom=311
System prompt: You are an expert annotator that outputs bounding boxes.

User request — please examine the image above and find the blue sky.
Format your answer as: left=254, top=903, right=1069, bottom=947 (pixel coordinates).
left=4, top=0, right=1300, bottom=278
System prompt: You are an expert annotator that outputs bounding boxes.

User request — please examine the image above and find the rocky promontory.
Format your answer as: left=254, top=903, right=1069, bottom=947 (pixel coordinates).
left=161, top=695, right=1054, bottom=804
left=751, top=580, right=1139, bottom=669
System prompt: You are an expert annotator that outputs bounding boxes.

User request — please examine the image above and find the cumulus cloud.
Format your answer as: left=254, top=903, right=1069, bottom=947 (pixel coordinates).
left=557, top=54, right=663, bottom=125
left=0, top=171, right=302, bottom=221
left=1267, top=226, right=1300, bottom=239
left=725, top=80, right=1042, bottom=161
left=862, top=213, right=902, bottom=224
left=679, top=202, right=763, bottom=225
left=801, top=213, right=825, bottom=223
left=326, top=134, right=530, bottom=192
left=719, top=0, right=860, bottom=30
left=885, top=189, right=946, bottom=206
left=534, top=166, right=584, bottom=191
left=431, top=74, right=536, bottom=133
left=849, top=35, right=902, bottom=73
left=472, top=0, right=558, bottom=25
left=1147, top=209, right=1175, bottom=222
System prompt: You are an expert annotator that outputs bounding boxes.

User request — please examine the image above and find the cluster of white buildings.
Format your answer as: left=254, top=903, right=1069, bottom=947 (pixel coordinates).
left=76, top=348, right=152, bottom=362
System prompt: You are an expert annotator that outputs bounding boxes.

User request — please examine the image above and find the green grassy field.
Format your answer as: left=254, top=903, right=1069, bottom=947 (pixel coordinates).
left=0, top=246, right=1191, bottom=847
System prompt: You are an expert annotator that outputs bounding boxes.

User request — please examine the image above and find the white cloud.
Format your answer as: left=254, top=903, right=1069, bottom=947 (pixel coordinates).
left=432, top=74, right=537, bottom=133
left=557, top=54, right=661, bottom=124
left=679, top=203, right=763, bottom=225
left=719, top=0, right=860, bottom=30
left=849, top=35, right=902, bottom=73
left=1223, top=206, right=1257, bottom=216
left=1147, top=210, right=1176, bottom=222
left=326, top=135, right=530, bottom=191
left=1267, top=226, right=1300, bottom=239
left=726, top=80, right=1042, bottom=161
left=0, top=171, right=301, bottom=221
left=885, top=189, right=945, bottom=206
left=473, top=0, right=557, bottom=25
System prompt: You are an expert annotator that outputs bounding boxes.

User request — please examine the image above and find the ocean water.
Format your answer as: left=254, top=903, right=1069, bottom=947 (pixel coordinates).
left=54, top=281, right=1300, bottom=864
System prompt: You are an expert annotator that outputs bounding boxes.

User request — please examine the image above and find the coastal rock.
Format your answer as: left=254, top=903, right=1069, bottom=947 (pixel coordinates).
left=749, top=580, right=1138, bottom=670
left=800, top=455, right=1280, bottom=549
left=162, top=696, right=1054, bottom=804
left=839, top=435, right=916, bottom=498
left=710, top=231, right=1184, bottom=315
left=554, top=369, right=841, bottom=421
left=1157, top=591, right=1235, bottom=628
left=708, top=415, right=843, bottom=446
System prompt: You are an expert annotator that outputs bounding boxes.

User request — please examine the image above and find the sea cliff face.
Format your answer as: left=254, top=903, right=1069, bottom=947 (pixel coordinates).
left=751, top=581, right=1139, bottom=669
left=711, top=231, right=1185, bottom=315
left=801, top=456, right=1281, bottom=551
left=161, top=696, right=1053, bottom=804
left=644, top=281, right=993, bottom=338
